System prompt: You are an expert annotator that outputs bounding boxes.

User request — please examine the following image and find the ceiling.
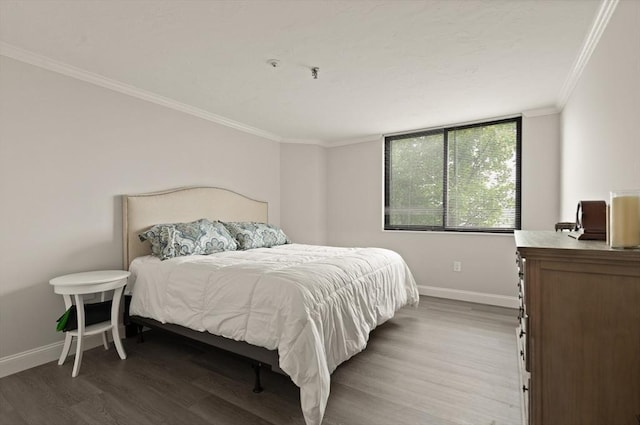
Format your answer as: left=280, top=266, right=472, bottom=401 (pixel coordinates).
left=0, top=1, right=602, bottom=145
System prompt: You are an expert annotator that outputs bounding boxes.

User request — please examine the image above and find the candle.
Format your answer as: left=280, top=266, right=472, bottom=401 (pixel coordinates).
left=609, top=190, right=640, bottom=248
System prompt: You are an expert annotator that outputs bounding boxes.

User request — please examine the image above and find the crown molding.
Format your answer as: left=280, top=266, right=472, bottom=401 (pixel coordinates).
left=557, top=0, right=619, bottom=109
left=324, top=134, right=383, bottom=148
left=0, top=42, right=283, bottom=143
left=522, top=107, right=560, bottom=118
left=280, top=138, right=326, bottom=146
left=281, top=134, right=383, bottom=148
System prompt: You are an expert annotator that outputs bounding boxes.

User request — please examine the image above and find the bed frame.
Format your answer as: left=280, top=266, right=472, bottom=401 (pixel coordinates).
left=122, top=186, right=285, bottom=391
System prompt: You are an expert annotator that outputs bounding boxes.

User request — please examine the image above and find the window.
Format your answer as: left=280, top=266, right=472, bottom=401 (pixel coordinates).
left=384, top=117, right=521, bottom=233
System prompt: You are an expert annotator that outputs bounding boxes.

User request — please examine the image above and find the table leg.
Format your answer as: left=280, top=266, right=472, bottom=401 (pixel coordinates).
left=58, top=333, right=73, bottom=365
left=111, top=286, right=127, bottom=360
left=100, top=291, right=109, bottom=350
left=58, top=294, right=73, bottom=365
left=72, top=294, right=85, bottom=378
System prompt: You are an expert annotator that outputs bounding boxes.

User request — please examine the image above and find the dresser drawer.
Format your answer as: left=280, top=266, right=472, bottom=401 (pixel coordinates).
left=518, top=316, right=528, bottom=368
left=516, top=252, right=526, bottom=314
left=516, top=322, right=531, bottom=425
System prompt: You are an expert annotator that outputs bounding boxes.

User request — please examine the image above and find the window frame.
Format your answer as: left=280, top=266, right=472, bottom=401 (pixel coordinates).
left=384, top=116, right=522, bottom=233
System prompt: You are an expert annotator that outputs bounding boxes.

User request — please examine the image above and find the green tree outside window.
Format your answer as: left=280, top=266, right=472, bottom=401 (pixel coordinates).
left=385, top=117, right=521, bottom=232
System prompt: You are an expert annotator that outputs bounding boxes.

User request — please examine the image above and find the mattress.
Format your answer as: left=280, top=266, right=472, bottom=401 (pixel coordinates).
left=129, top=243, right=419, bottom=425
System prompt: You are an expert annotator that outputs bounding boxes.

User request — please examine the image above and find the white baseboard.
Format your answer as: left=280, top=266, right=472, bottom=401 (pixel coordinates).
left=1, top=290, right=514, bottom=378
left=418, top=285, right=518, bottom=309
left=0, top=327, right=125, bottom=379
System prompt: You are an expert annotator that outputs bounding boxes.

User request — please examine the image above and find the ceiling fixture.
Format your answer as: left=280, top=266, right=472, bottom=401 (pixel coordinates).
left=267, top=60, right=319, bottom=80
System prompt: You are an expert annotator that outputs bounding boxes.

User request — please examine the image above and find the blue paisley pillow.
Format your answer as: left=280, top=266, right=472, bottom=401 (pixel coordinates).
left=139, top=219, right=237, bottom=260
left=223, top=222, right=290, bottom=250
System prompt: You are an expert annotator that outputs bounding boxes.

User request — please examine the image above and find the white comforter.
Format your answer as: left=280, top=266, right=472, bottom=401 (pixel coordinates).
left=129, top=244, right=419, bottom=425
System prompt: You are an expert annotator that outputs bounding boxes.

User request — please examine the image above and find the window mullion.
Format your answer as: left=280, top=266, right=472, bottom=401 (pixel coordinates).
left=442, top=129, right=449, bottom=231
left=515, top=118, right=522, bottom=230
left=384, top=140, right=391, bottom=228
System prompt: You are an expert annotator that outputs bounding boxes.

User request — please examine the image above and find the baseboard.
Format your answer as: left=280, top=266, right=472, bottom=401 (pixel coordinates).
left=418, top=285, right=518, bottom=309
left=1, top=289, right=514, bottom=378
left=0, top=326, right=125, bottom=379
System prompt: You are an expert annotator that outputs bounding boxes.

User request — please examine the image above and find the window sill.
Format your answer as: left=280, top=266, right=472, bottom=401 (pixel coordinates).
left=382, top=229, right=516, bottom=237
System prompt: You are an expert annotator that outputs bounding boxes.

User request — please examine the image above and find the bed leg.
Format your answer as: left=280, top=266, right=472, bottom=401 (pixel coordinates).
left=136, top=325, right=144, bottom=343
left=125, top=323, right=139, bottom=339
left=252, top=362, right=264, bottom=393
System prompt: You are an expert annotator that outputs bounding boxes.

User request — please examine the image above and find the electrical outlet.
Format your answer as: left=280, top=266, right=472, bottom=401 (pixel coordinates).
left=453, top=261, right=462, bottom=272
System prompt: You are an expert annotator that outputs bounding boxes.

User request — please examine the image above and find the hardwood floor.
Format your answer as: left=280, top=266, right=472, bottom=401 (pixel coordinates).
left=0, top=297, right=521, bottom=425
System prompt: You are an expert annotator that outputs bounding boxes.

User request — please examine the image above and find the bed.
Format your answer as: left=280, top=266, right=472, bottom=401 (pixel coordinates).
left=122, top=186, right=419, bottom=425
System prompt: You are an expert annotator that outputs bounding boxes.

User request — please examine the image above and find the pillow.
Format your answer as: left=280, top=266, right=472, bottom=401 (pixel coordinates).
left=139, top=219, right=237, bottom=260
left=223, top=222, right=290, bottom=250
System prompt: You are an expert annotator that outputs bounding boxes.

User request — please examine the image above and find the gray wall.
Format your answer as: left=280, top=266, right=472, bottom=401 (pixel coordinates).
left=3, top=0, right=636, bottom=373
left=280, top=143, right=327, bottom=245
left=325, top=113, right=560, bottom=302
left=0, top=56, right=281, bottom=361
left=560, top=0, right=640, bottom=217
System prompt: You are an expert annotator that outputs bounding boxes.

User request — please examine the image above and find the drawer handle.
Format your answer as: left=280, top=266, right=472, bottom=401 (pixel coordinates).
left=520, top=329, right=526, bottom=338
left=520, top=349, right=524, bottom=359
left=523, top=385, right=528, bottom=393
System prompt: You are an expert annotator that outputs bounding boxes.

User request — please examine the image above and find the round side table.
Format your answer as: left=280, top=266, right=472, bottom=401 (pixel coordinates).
left=49, top=270, right=130, bottom=377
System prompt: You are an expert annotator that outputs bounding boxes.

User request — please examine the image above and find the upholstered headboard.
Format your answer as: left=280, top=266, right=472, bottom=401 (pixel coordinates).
left=122, top=187, right=268, bottom=269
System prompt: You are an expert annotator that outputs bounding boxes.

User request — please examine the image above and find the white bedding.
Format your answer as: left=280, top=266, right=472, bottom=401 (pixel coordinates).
left=129, top=243, right=419, bottom=425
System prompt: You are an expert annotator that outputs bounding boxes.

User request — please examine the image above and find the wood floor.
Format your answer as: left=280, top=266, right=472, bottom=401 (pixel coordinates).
left=0, top=297, right=521, bottom=425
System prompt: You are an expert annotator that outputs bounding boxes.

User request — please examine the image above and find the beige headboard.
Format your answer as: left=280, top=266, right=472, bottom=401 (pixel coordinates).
left=122, top=187, right=268, bottom=269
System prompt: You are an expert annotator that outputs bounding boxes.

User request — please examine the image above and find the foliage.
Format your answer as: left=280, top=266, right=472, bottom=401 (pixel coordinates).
left=387, top=121, right=518, bottom=230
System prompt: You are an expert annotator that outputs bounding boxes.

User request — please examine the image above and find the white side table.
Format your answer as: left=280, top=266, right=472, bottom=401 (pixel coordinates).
left=49, top=270, right=130, bottom=377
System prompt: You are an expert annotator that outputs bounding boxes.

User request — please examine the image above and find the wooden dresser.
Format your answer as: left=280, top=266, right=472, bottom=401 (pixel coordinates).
left=514, top=231, right=640, bottom=425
